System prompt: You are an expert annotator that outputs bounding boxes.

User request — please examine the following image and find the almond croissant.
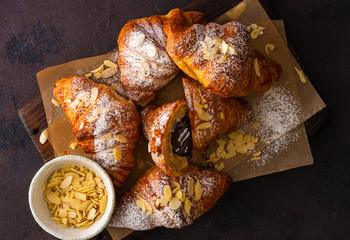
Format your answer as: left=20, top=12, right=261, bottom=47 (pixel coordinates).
left=109, top=164, right=232, bottom=230
left=53, top=76, right=140, bottom=188
left=183, top=77, right=251, bottom=149
left=141, top=99, right=190, bottom=177
left=164, top=20, right=282, bottom=98
left=118, top=9, right=205, bottom=106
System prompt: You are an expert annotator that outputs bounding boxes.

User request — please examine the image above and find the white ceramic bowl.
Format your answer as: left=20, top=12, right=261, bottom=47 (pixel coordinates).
left=29, top=155, right=115, bottom=240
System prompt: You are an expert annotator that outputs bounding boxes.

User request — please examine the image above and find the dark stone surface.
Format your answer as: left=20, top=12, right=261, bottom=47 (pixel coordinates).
left=0, top=0, right=349, bottom=239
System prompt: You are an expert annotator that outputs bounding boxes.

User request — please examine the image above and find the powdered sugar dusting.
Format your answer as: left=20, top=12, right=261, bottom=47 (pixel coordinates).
left=249, top=127, right=300, bottom=167
left=250, top=84, right=301, bottom=144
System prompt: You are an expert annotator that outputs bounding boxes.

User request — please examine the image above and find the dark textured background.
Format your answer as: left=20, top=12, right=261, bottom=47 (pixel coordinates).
left=1, top=0, right=349, bottom=239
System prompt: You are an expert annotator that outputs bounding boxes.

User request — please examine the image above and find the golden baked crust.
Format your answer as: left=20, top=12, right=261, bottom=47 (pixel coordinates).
left=141, top=100, right=188, bottom=176
left=164, top=21, right=282, bottom=97
left=109, top=164, right=232, bottom=230
left=53, top=76, right=140, bottom=188
left=183, top=77, right=251, bottom=149
left=118, top=9, right=205, bottom=106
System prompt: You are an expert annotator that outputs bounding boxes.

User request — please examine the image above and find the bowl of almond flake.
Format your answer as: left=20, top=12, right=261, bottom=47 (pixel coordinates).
left=29, top=155, right=115, bottom=240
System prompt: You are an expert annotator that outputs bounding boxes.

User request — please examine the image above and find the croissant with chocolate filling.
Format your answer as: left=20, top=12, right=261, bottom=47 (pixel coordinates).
left=164, top=20, right=282, bottom=98
left=183, top=77, right=251, bottom=149
left=53, top=76, right=140, bottom=188
left=109, top=164, right=232, bottom=230
left=118, top=8, right=205, bottom=106
left=141, top=99, right=192, bottom=176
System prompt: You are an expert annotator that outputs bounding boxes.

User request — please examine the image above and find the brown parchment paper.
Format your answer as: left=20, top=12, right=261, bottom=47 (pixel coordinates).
left=36, top=0, right=325, bottom=239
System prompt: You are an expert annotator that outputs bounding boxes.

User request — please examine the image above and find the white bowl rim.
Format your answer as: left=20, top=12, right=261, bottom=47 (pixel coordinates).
left=28, top=155, right=115, bottom=240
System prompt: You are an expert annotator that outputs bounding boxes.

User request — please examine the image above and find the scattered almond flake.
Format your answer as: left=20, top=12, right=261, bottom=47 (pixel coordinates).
left=252, top=121, right=259, bottom=129
left=229, top=1, right=247, bottom=19
left=129, top=32, right=146, bottom=47
left=251, top=85, right=301, bottom=143
left=169, top=197, right=181, bottom=210
left=113, top=134, right=128, bottom=143
left=253, top=151, right=261, bottom=157
left=84, top=73, right=92, bottom=78
left=91, top=64, right=104, bottom=73
left=221, top=41, right=229, bottom=54
left=145, top=44, right=158, bottom=58
left=188, top=179, right=194, bottom=196
left=228, top=44, right=237, bottom=55
left=101, top=67, right=118, bottom=79
left=294, top=66, right=307, bottom=83
left=78, top=122, right=85, bottom=130
left=113, top=147, right=122, bottom=161
left=103, top=60, right=118, bottom=69
left=184, top=199, right=192, bottom=214
left=175, top=191, right=183, bottom=200
left=250, top=156, right=261, bottom=161
left=164, top=185, right=172, bottom=201
left=159, top=196, right=169, bottom=206
left=168, top=212, right=173, bottom=220
left=51, top=98, right=60, bottom=107
left=39, top=129, right=48, bottom=144
left=265, top=44, right=275, bottom=55
left=220, top=111, right=225, bottom=120
left=69, top=142, right=78, bottom=150
left=254, top=58, right=261, bottom=76
left=94, top=72, right=102, bottom=79
left=264, top=88, right=272, bottom=96
left=195, top=122, right=212, bottom=130
left=193, top=180, right=202, bottom=201
left=214, top=162, right=225, bottom=171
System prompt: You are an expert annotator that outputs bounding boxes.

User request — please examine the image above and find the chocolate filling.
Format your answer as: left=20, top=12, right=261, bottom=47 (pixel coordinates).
left=171, top=114, right=193, bottom=159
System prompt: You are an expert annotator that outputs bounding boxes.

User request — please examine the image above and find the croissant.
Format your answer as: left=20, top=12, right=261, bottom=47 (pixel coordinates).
left=109, top=164, right=232, bottom=230
left=53, top=76, right=140, bottom=188
left=164, top=20, right=282, bottom=98
left=183, top=77, right=251, bottom=149
left=141, top=99, right=191, bottom=176
left=118, top=9, right=205, bottom=106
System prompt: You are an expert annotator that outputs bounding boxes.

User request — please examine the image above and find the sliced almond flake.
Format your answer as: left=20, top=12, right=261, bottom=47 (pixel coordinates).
left=94, top=72, right=102, bottom=79
left=253, top=151, right=261, bottom=157
left=51, top=98, right=60, bottom=107
left=195, top=106, right=211, bottom=121
left=209, top=152, right=216, bottom=160
left=58, top=209, right=68, bottom=218
left=169, top=197, right=181, bottom=210
left=103, top=60, right=118, bottom=69
left=164, top=185, right=172, bottom=201
left=113, top=134, right=128, bottom=143
left=254, top=58, right=261, bottom=76
left=39, top=129, right=48, bottom=144
left=90, top=87, right=98, bottom=102
left=159, top=196, right=169, bottom=206
left=194, top=180, right=202, bottom=201
left=130, top=32, right=145, bottom=47
left=184, top=199, right=192, bottom=214
left=175, top=191, right=183, bottom=200
left=139, top=61, right=151, bottom=78
left=225, top=151, right=237, bottom=159
left=220, top=111, right=225, bottom=120
left=214, top=162, right=225, bottom=171
left=101, top=67, right=118, bottom=79
left=195, top=122, right=212, bottom=130
left=221, top=41, right=228, bottom=54
left=146, top=44, right=158, bottom=58
left=228, top=44, right=237, bottom=55
left=265, top=44, right=275, bottom=55
left=246, top=142, right=255, bottom=151
left=113, top=147, right=122, bottom=161
left=46, top=191, right=61, bottom=205
left=294, top=66, right=307, bottom=83
left=74, top=192, right=87, bottom=201
left=188, top=179, right=194, bottom=196
left=250, top=156, right=261, bottom=161
left=236, top=144, right=248, bottom=153
left=194, top=102, right=207, bottom=109
left=91, top=64, right=104, bottom=73
left=69, top=142, right=78, bottom=150
left=60, top=176, right=73, bottom=189
left=84, top=73, right=92, bottom=78
left=100, top=134, right=112, bottom=141
left=168, top=212, right=173, bottom=220
left=78, top=122, right=85, bottom=130
left=136, top=199, right=146, bottom=212
left=155, top=198, right=160, bottom=207
left=252, top=121, right=259, bottom=129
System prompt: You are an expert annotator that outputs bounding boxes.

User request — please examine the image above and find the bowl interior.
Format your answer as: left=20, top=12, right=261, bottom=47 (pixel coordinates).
left=29, top=155, right=115, bottom=240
